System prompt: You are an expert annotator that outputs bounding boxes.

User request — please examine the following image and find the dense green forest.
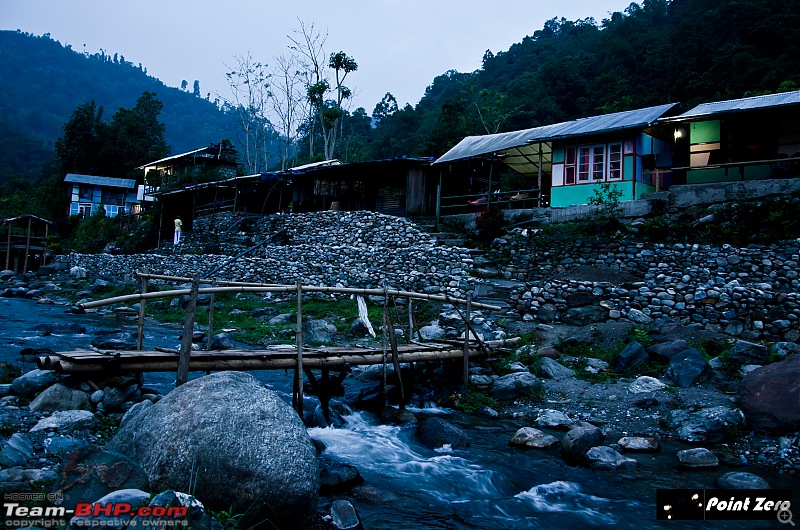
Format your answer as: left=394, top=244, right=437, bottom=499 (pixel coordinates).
left=1, top=0, right=799, bottom=231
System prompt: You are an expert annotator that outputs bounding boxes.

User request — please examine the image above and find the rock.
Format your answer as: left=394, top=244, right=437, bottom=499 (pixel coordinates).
left=68, top=489, right=151, bottom=530
left=69, top=266, right=87, bottom=279
left=416, top=417, right=470, bottom=450
left=561, top=306, right=608, bottom=326
left=716, top=472, right=770, bottom=489
left=43, top=436, right=88, bottom=456
left=627, top=308, right=654, bottom=325
left=0, top=467, right=58, bottom=485
left=664, top=349, right=709, bottom=387
left=208, top=332, right=235, bottom=350
left=647, top=340, right=690, bottom=360
left=30, top=323, right=87, bottom=335
left=419, top=324, right=446, bottom=340
left=106, top=372, right=319, bottom=530
left=566, top=291, right=593, bottom=308
left=0, top=433, right=34, bottom=467
left=739, top=355, right=800, bottom=432
left=675, top=406, right=745, bottom=443
left=536, top=304, right=558, bottom=323
left=561, top=424, right=604, bottom=464
left=11, top=369, right=59, bottom=395
left=319, top=455, right=365, bottom=492
left=30, top=410, right=96, bottom=432
left=91, top=330, right=137, bottom=351
left=538, top=358, right=575, bottom=380
left=728, top=340, right=769, bottom=364
left=303, top=319, right=337, bottom=344
left=615, top=341, right=649, bottom=373
left=119, top=399, right=153, bottom=428
left=0, top=362, right=23, bottom=383
left=29, top=383, right=91, bottom=412
left=617, top=436, right=660, bottom=452
left=677, top=447, right=719, bottom=469
left=330, top=499, right=362, bottom=530
left=771, top=342, right=800, bottom=359
left=537, top=346, right=560, bottom=359
left=490, top=372, right=543, bottom=401
left=102, top=385, right=138, bottom=410
left=53, top=445, right=149, bottom=510
left=269, top=313, right=294, bottom=325
left=584, top=446, right=638, bottom=471
left=535, top=409, right=574, bottom=429
left=130, top=490, right=207, bottom=528
left=510, top=427, right=560, bottom=449
left=628, top=376, right=666, bottom=394
left=506, top=361, right=529, bottom=373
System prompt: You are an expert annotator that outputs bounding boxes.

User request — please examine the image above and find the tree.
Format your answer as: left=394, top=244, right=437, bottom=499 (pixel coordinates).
left=222, top=52, right=273, bottom=174
left=193, top=80, right=201, bottom=97
left=372, top=92, right=398, bottom=122
left=270, top=53, right=305, bottom=170
left=290, top=21, right=358, bottom=161
left=106, top=91, right=170, bottom=179
left=54, top=100, right=106, bottom=175
left=181, top=80, right=188, bottom=91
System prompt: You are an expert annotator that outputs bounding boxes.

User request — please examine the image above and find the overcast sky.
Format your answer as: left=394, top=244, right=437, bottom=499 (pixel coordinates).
left=3, top=0, right=637, bottom=112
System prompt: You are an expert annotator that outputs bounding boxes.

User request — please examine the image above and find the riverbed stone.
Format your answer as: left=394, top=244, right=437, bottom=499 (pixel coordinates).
left=107, top=371, right=319, bottom=530
left=29, top=383, right=91, bottom=412
left=119, top=399, right=153, bottom=428
left=677, top=447, right=719, bottom=469
left=43, top=436, right=88, bottom=456
left=416, top=417, right=470, bottom=450
left=489, top=372, right=542, bottom=401
left=561, top=424, right=604, bottom=464
left=91, top=330, right=137, bottom=351
left=303, top=319, right=337, bottom=344
left=30, top=409, right=96, bottom=432
left=11, top=369, right=59, bottom=395
left=538, top=358, right=575, bottom=380
left=319, top=455, right=365, bottom=492
left=628, top=376, right=666, bottom=394
left=68, top=489, right=151, bottom=530
left=535, top=409, right=574, bottom=429
left=561, top=306, right=608, bottom=326
left=615, top=340, right=649, bottom=373
left=647, top=340, right=690, bottom=360
left=419, top=324, right=446, bottom=340
left=584, top=446, right=638, bottom=471
left=510, top=427, right=559, bottom=449
left=664, top=348, right=709, bottom=387
left=739, top=354, right=800, bottom=432
left=716, top=472, right=770, bottom=489
left=330, top=499, right=362, bottom=530
left=675, top=406, right=745, bottom=443
left=53, top=445, right=149, bottom=510
left=728, top=340, right=769, bottom=364
left=0, top=433, right=34, bottom=467
left=617, top=436, right=660, bottom=452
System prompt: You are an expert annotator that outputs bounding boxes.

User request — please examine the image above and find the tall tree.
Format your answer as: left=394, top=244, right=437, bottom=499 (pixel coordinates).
left=54, top=100, right=106, bottom=175
left=270, top=53, right=305, bottom=170
left=107, top=91, right=170, bottom=179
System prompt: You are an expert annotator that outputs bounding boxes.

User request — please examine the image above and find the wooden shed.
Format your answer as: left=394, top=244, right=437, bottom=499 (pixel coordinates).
left=1, top=214, right=53, bottom=273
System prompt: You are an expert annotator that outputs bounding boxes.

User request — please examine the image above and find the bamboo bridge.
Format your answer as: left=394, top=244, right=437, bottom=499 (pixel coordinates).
left=38, top=272, right=514, bottom=416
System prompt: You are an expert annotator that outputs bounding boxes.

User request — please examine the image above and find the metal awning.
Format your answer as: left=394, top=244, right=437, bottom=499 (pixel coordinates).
left=434, top=103, right=680, bottom=173
left=660, top=90, right=800, bottom=122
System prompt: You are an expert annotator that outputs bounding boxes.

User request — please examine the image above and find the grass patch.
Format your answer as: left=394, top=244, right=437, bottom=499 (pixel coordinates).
left=456, top=391, right=500, bottom=414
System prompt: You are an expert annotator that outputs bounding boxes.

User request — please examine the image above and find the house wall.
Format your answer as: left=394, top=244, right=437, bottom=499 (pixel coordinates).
left=68, top=184, right=137, bottom=217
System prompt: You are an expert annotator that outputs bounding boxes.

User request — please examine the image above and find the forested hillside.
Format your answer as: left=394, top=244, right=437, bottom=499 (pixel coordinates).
left=0, top=29, right=238, bottom=181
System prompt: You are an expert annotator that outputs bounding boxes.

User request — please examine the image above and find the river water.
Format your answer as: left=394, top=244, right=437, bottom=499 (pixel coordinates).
left=0, top=297, right=791, bottom=529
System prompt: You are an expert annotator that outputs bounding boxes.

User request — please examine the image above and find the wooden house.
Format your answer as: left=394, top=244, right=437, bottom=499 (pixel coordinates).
left=1, top=214, right=52, bottom=272
left=64, top=174, right=142, bottom=217
left=139, top=144, right=239, bottom=194
left=434, top=103, right=681, bottom=210
left=658, top=90, right=800, bottom=184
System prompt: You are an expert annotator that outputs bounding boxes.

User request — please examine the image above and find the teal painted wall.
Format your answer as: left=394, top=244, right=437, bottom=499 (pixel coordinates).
left=550, top=181, right=631, bottom=207
left=691, top=120, right=721, bottom=144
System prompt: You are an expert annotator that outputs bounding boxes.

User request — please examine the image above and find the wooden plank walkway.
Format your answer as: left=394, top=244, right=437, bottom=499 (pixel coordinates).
left=36, top=339, right=510, bottom=375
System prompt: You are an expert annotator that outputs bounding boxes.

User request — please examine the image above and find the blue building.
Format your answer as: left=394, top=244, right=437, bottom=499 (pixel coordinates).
left=64, top=174, right=143, bottom=218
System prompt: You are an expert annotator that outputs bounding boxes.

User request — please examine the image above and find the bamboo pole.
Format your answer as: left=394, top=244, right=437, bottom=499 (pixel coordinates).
left=294, top=280, right=304, bottom=416
left=382, top=286, right=388, bottom=405
left=385, top=296, right=405, bottom=410
left=42, top=223, right=49, bottom=266
left=207, top=290, right=216, bottom=351
left=463, top=294, right=471, bottom=388
left=137, top=272, right=281, bottom=288
left=137, top=268, right=148, bottom=350
left=23, top=216, right=31, bottom=273
left=43, top=346, right=501, bottom=374
left=176, top=275, right=199, bottom=386
left=78, top=285, right=502, bottom=311
left=5, top=223, right=11, bottom=270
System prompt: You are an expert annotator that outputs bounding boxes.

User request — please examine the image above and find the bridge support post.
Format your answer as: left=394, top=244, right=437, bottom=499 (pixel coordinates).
left=463, top=294, right=471, bottom=389
left=137, top=268, right=148, bottom=350
left=176, top=275, right=199, bottom=386
left=385, top=297, right=405, bottom=410
left=293, top=280, right=304, bottom=417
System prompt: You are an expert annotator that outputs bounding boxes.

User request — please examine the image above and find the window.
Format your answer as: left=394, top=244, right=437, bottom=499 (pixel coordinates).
left=79, top=185, right=92, bottom=200
left=608, top=143, right=622, bottom=180
left=563, top=144, right=623, bottom=184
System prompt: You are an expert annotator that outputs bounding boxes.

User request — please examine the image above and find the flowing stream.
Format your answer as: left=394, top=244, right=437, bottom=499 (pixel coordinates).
left=0, top=297, right=791, bottom=529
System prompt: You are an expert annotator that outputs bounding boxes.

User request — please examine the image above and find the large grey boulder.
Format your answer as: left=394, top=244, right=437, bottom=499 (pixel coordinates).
left=561, top=424, right=604, bottom=464
left=29, top=383, right=91, bottom=412
left=30, top=410, right=96, bottom=432
left=675, top=406, right=745, bottom=443
left=11, top=369, right=59, bottom=395
left=106, top=372, right=319, bottom=530
left=303, top=319, right=337, bottom=344
left=538, top=358, right=575, bottom=380
left=416, top=417, right=470, bottom=450
left=665, top=348, right=709, bottom=387
left=717, top=472, right=770, bottom=489
left=510, top=427, right=559, bottom=449
left=490, top=372, right=543, bottom=401
left=739, top=355, right=800, bottom=432
left=584, top=446, right=638, bottom=471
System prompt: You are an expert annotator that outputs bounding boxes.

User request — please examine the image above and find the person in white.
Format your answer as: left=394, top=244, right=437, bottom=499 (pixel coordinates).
left=174, top=217, right=183, bottom=245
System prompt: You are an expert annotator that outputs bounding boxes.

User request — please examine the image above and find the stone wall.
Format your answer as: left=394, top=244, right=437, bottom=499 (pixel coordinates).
left=500, top=228, right=800, bottom=342
left=61, top=211, right=475, bottom=297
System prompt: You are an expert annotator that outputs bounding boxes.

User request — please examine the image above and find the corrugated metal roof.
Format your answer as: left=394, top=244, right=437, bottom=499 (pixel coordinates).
left=663, top=90, right=800, bottom=122
left=434, top=103, right=680, bottom=165
left=136, top=146, right=219, bottom=169
left=64, top=174, right=136, bottom=189
left=2, top=214, right=53, bottom=225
